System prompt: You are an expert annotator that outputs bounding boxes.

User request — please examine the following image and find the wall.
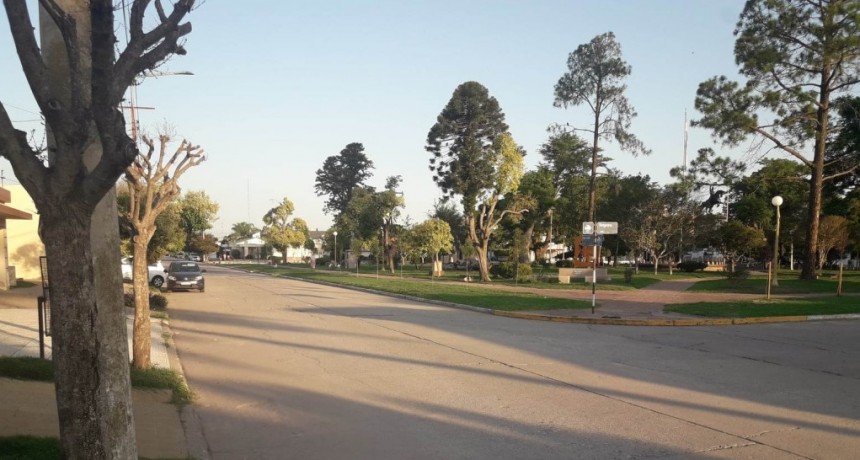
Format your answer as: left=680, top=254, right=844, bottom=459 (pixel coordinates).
left=6, top=185, right=43, bottom=281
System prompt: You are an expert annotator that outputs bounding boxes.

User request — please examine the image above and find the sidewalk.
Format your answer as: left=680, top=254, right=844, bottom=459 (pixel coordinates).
left=0, top=285, right=187, bottom=458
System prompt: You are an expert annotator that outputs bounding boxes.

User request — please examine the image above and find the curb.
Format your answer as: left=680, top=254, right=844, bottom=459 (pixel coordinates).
left=228, top=267, right=860, bottom=327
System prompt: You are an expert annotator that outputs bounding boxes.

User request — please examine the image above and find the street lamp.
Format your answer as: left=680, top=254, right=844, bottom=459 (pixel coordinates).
left=771, top=196, right=783, bottom=287
left=333, top=231, right=338, bottom=268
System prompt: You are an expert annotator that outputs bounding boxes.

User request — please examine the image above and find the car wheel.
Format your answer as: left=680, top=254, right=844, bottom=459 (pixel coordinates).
left=199, top=287, right=205, bottom=293
left=151, top=276, right=164, bottom=288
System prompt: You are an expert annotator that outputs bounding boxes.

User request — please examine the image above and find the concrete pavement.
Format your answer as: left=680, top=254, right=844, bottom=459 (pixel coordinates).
left=0, top=284, right=187, bottom=458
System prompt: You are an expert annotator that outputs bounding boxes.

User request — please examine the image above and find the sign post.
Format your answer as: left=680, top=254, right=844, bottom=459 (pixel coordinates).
left=582, top=222, right=618, bottom=313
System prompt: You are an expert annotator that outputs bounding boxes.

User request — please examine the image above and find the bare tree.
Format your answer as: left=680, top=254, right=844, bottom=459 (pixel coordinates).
left=0, top=1, right=195, bottom=456
left=125, top=132, right=204, bottom=369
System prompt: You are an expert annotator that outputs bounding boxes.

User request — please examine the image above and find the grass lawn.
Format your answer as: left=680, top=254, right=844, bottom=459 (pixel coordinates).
left=0, top=358, right=193, bottom=406
left=665, top=295, right=860, bottom=318
left=237, top=263, right=682, bottom=291
left=688, top=274, right=860, bottom=294
left=230, top=265, right=591, bottom=311
left=0, top=435, right=59, bottom=460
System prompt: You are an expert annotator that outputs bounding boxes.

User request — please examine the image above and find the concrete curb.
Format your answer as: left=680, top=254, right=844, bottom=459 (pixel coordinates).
left=229, top=267, right=860, bottom=327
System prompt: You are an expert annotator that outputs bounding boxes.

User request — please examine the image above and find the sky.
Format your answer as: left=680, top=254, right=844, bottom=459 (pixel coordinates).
left=1, top=0, right=754, bottom=238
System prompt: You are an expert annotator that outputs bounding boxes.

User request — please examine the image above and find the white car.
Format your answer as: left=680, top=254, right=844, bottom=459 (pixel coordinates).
left=121, top=257, right=167, bottom=288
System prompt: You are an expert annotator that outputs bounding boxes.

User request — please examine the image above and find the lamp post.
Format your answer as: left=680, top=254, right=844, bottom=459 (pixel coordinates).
left=771, top=196, right=783, bottom=287
left=333, top=231, right=338, bottom=269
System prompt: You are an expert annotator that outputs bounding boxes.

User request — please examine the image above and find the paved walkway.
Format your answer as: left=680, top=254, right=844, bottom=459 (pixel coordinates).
left=0, top=284, right=186, bottom=458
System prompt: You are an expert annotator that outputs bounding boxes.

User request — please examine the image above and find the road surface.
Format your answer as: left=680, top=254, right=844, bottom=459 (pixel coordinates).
left=169, top=265, right=860, bottom=459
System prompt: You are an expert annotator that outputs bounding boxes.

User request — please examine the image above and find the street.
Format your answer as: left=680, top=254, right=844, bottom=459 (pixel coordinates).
left=170, top=265, right=860, bottom=459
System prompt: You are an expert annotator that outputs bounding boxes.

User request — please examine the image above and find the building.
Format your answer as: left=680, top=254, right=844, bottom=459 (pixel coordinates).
left=0, top=185, right=36, bottom=289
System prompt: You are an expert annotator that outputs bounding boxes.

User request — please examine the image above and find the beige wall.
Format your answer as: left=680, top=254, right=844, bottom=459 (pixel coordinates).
left=6, top=185, right=43, bottom=281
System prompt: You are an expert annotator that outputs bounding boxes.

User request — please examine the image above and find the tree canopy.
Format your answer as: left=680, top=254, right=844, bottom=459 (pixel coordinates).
left=694, top=0, right=860, bottom=278
left=426, top=81, right=509, bottom=212
left=261, top=197, right=308, bottom=263
left=554, top=31, right=649, bottom=222
left=315, top=142, right=374, bottom=215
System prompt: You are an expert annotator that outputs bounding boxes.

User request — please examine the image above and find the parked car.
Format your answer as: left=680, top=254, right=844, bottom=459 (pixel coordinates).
left=164, top=261, right=205, bottom=292
left=120, top=257, right=166, bottom=288
left=186, top=253, right=202, bottom=262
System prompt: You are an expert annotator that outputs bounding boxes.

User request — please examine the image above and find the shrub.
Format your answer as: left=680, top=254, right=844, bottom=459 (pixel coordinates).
left=555, top=259, right=574, bottom=268
left=149, top=294, right=168, bottom=311
left=624, top=268, right=634, bottom=284
left=490, top=262, right=516, bottom=279
left=516, top=264, right=533, bottom=282
left=724, top=266, right=750, bottom=282
left=677, top=261, right=707, bottom=273
left=123, top=292, right=168, bottom=311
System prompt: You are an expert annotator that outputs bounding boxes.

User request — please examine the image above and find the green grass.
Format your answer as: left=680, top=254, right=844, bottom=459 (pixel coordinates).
left=0, top=357, right=54, bottom=381
left=665, top=295, right=860, bottom=317
left=232, top=265, right=591, bottom=311
left=688, top=275, right=860, bottom=294
left=0, top=358, right=193, bottom=407
left=0, top=435, right=193, bottom=460
left=11, top=280, right=37, bottom=289
left=0, top=436, right=59, bottom=460
left=129, top=367, right=194, bottom=406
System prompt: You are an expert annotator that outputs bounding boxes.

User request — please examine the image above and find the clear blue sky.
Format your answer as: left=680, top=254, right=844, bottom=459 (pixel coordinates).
left=1, top=0, right=751, bottom=237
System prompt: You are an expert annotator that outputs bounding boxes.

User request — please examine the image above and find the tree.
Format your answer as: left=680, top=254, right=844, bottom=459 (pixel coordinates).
left=229, top=221, right=259, bottom=242
left=261, top=197, right=308, bottom=263
left=123, top=132, right=204, bottom=368
left=410, top=218, right=454, bottom=266
left=826, top=96, right=860, bottom=192
left=538, top=130, right=593, bottom=247
left=177, top=190, right=219, bottom=248
left=377, top=176, right=405, bottom=273
left=426, top=82, right=525, bottom=281
left=315, top=142, right=374, bottom=216
left=694, top=0, right=860, bottom=279
left=817, top=215, right=849, bottom=271
left=554, top=31, right=649, bottom=223
left=431, top=200, right=467, bottom=258
left=0, top=1, right=194, bottom=456
left=187, top=233, right=220, bottom=258
left=513, top=168, right=556, bottom=261
left=715, top=220, right=767, bottom=273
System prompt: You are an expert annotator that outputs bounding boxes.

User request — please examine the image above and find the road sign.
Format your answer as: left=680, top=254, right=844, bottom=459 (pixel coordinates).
left=582, top=221, right=618, bottom=235
left=596, top=221, right=618, bottom=234
left=582, top=234, right=604, bottom=247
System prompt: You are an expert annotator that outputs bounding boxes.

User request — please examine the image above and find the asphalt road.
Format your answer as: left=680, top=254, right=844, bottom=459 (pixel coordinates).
left=169, top=265, right=860, bottom=460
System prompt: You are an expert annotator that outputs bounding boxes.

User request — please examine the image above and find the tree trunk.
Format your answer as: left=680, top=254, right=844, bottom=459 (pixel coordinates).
left=802, top=66, right=831, bottom=280
left=476, top=241, right=491, bottom=282
left=653, top=256, right=658, bottom=275
left=42, top=206, right=136, bottom=458
left=132, top=229, right=154, bottom=368
left=522, top=224, right=535, bottom=263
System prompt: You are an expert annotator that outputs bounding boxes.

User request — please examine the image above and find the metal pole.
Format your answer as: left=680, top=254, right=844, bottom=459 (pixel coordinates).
left=37, top=296, right=45, bottom=359
left=772, top=204, right=781, bottom=287
left=592, top=227, right=597, bottom=314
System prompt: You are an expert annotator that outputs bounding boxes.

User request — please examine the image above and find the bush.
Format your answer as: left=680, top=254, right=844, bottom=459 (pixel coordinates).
left=677, top=261, right=707, bottom=273
left=555, top=259, right=574, bottom=268
left=624, top=268, right=634, bottom=284
left=516, top=263, right=533, bottom=282
left=149, top=294, right=168, bottom=311
left=123, top=292, right=168, bottom=311
left=724, top=266, right=750, bottom=282
left=490, top=262, right=516, bottom=279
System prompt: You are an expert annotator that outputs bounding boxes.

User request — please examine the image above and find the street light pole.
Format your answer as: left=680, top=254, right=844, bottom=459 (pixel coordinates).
left=771, top=196, right=783, bottom=287
left=333, top=231, right=338, bottom=269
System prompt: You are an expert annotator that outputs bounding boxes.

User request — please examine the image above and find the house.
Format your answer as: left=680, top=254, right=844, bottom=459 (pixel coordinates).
left=233, top=232, right=317, bottom=263
left=0, top=185, right=36, bottom=289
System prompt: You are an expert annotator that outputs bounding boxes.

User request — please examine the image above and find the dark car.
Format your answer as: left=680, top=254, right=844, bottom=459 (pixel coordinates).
left=164, top=261, right=205, bottom=292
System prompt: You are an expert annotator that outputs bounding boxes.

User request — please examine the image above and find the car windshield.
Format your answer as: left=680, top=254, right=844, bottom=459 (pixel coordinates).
left=170, top=262, right=200, bottom=273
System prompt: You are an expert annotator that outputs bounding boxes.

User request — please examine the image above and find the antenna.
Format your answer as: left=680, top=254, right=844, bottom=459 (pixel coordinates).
left=683, top=109, right=688, bottom=175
